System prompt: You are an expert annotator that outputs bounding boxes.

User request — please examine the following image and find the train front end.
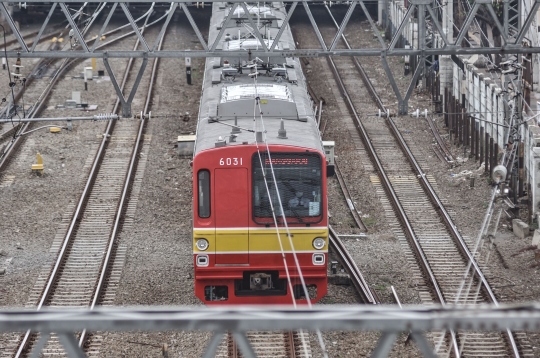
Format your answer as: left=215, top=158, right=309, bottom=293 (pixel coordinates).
left=192, top=145, right=328, bottom=304
left=192, top=1, right=327, bottom=304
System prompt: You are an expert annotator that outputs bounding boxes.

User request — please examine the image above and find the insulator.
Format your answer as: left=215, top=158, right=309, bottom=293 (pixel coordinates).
left=93, top=113, right=117, bottom=121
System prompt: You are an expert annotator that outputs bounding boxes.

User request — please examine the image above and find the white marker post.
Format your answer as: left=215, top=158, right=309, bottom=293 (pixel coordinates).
left=186, top=57, right=192, bottom=85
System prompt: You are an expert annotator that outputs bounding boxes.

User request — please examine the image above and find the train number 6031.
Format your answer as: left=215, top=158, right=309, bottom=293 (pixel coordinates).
left=219, top=157, right=243, bottom=166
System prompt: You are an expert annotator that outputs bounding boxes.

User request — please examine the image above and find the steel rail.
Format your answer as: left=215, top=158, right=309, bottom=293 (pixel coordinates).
left=0, top=58, right=59, bottom=171
left=431, top=145, right=446, bottom=163
left=79, top=3, right=168, bottom=346
left=326, top=49, right=461, bottom=358
left=328, top=8, right=493, bottom=301
left=0, top=7, right=92, bottom=121
left=426, top=113, right=454, bottom=163
left=13, top=5, right=161, bottom=357
left=0, top=5, right=160, bottom=174
left=287, top=331, right=298, bottom=358
left=390, top=286, right=402, bottom=308
left=339, top=7, right=518, bottom=351
left=328, top=226, right=377, bottom=304
left=385, top=96, right=521, bottom=357
left=333, top=160, right=367, bottom=231
left=326, top=6, right=520, bottom=358
left=229, top=331, right=301, bottom=358
left=0, top=23, right=67, bottom=51
left=325, top=6, right=520, bottom=357
left=13, top=4, right=105, bottom=351
left=321, top=7, right=461, bottom=356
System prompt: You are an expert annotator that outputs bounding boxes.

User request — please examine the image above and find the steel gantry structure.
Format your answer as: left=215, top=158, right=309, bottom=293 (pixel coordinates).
left=1, top=304, right=540, bottom=357
left=0, top=0, right=539, bottom=116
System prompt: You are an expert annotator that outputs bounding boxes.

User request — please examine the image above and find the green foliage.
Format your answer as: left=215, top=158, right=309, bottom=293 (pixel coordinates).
left=362, top=216, right=376, bottom=227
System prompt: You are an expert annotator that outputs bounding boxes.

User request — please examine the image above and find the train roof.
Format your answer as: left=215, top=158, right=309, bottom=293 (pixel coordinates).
left=194, top=2, right=323, bottom=155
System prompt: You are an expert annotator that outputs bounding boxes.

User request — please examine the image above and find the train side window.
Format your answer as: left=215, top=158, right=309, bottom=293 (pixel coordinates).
left=198, top=170, right=210, bottom=218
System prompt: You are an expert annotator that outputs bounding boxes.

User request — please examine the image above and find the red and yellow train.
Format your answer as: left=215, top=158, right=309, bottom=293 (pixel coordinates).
left=192, top=2, right=328, bottom=304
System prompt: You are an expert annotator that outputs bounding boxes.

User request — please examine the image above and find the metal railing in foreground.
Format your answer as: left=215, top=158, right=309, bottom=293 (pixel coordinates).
left=1, top=304, right=540, bottom=358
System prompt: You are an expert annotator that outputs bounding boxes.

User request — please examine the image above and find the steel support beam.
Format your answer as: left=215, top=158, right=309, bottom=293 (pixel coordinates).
left=380, top=54, right=404, bottom=112
left=2, top=304, right=540, bottom=357
left=31, top=3, right=57, bottom=53
left=0, top=0, right=539, bottom=59
left=4, top=46, right=540, bottom=59
left=455, top=2, right=481, bottom=46
left=388, top=5, right=414, bottom=50
left=0, top=2, right=29, bottom=52
left=210, top=2, right=238, bottom=51
left=57, top=333, right=86, bottom=358
left=0, top=114, right=118, bottom=123
left=302, top=1, right=327, bottom=51
left=328, top=1, right=357, bottom=51
left=425, top=5, right=449, bottom=48
left=2, top=305, right=540, bottom=332
left=60, top=3, right=89, bottom=52
left=233, top=332, right=258, bottom=358
left=515, top=1, right=540, bottom=44
left=103, top=56, right=148, bottom=117
left=3, top=0, right=540, bottom=121
left=270, top=1, right=297, bottom=51
left=120, top=2, right=150, bottom=51
left=202, top=332, right=226, bottom=358
left=91, top=3, right=118, bottom=52
left=180, top=2, right=209, bottom=51
left=484, top=3, right=508, bottom=44
left=357, top=1, right=385, bottom=48
left=239, top=2, right=269, bottom=52
left=371, top=332, right=399, bottom=358
left=29, top=333, right=50, bottom=358
left=152, top=3, right=177, bottom=51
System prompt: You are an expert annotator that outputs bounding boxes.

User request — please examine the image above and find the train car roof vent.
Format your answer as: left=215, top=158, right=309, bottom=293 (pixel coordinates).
left=277, top=119, right=288, bottom=139
left=215, top=136, right=226, bottom=147
left=256, top=131, right=263, bottom=143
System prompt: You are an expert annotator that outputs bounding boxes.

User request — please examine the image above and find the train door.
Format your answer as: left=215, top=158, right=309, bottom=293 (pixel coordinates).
left=214, top=168, right=249, bottom=264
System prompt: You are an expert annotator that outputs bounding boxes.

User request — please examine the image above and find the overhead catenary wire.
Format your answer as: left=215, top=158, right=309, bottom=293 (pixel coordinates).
left=249, top=58, right=328, bottom=357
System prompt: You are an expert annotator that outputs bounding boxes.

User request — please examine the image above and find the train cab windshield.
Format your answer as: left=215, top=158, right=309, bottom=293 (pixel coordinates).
left=252, top=152, right=322, bottom=224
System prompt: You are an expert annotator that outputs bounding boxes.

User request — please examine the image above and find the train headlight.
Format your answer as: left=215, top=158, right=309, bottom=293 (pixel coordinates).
left=312, top=238, right=325, bottom=250
left=196, top=238, right=209, bottom=251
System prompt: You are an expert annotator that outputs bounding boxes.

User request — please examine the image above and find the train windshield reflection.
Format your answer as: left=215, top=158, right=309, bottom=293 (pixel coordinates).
left=252, top=152, right=322, bottom=223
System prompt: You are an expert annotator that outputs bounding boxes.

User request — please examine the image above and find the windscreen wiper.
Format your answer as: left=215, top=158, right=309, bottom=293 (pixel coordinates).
left=289, top=207, right=304, bottom=223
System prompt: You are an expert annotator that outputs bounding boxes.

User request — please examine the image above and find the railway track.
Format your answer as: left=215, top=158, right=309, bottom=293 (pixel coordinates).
left=0, top=3, right=98, bottom=173
left=333, top=160, right=367, bottom=232
left=1, top=5, right=169, bottom=357
left=214, top=331, right=311, bottom=358
left=0, top=4, right=161, bottom=175
left=425, top=113, right=454, bottom=164
left=298, top=6, right=532, bottom=357
left=328, top=225, right=377, bottom=304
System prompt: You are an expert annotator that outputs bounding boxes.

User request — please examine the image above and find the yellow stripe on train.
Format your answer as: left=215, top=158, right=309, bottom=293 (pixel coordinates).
left=193, top=227, right=328, bottom=253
